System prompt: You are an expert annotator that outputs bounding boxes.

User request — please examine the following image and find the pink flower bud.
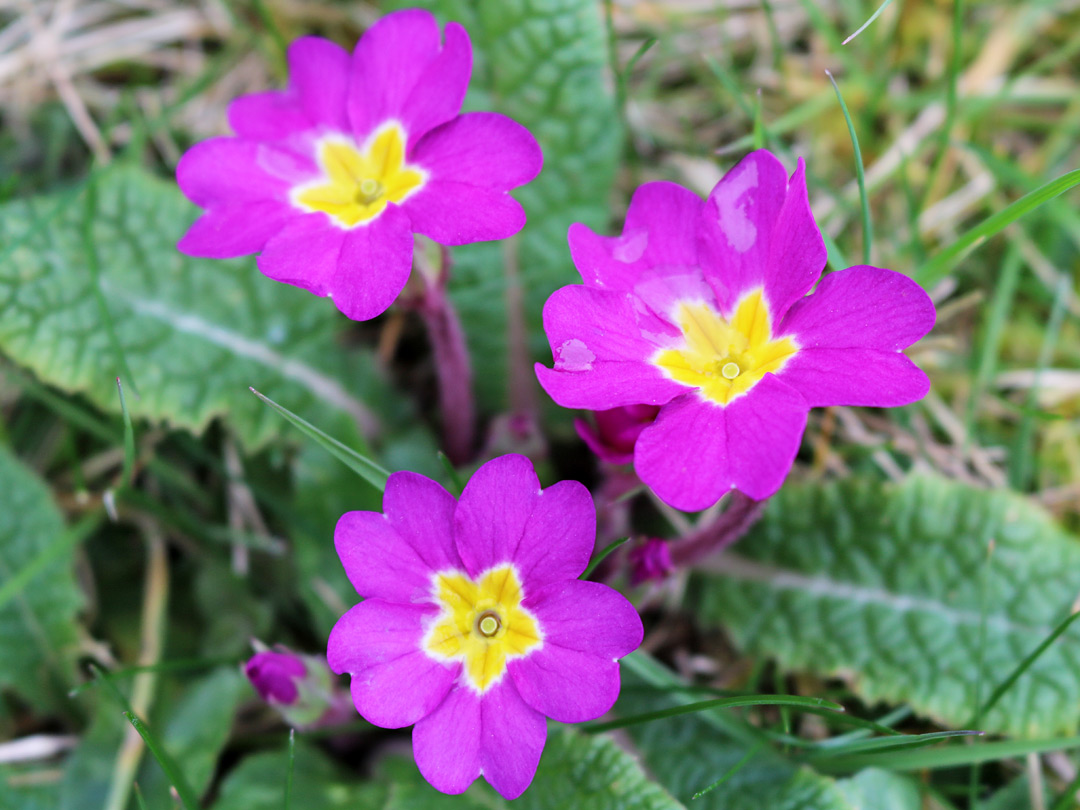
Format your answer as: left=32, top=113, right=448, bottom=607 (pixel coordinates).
left=575, top=405, right=660, bottom=465
left=245, top=651, right=307, bottom=706
left=629, top=538, right=673, bottom=585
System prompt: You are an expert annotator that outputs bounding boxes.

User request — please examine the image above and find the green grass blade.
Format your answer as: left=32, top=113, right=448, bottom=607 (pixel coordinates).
left=436, top=451, right=466, bottom=496
left=821, top=735, right=1080, bottom=772
left=807, top=730, right=982, bottom=760
left=582, top=537, right=629, bottom=580
left=284, top=728, right=295, bottom=810
left=692, top=741, right=766, bottom=799
left=1050, top=766, right=1080, bottom=810
left=586, top=694, right=843, bottom=733
left=1010, top=272, right=1070, bottom=488
left=915, top=168, right=1080, bottom=288
left=969, top=604, right=1080, bottom=728
left=842, top=0, right=897, bottom=44
left=82, top=174, right=139, bottom=397
left=116, top=377, right=136, bottom=487
left=132, top=783, right=149, bottom=810
left=0, top=513, right=101, bottom=612
left=826, top=70, right=872, bottom=264
left=250, top=387, right=390, bottom=492
left=123, top=711, right=200, bottom=810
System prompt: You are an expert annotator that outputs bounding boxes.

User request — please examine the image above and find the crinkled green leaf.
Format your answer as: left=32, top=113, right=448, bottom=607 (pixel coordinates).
left=690, top=475, right=1080, bottom=738
left=0, top=446, right=83, bottom=709
left=215, top=728, right=679, bottom=810
left=835, top=768, right=921, bottom=810
left=615, top=672, right=853, bottom=810
left=0, top=164, right=376, bottom=451
left=389, top=0, right=622, bottom=409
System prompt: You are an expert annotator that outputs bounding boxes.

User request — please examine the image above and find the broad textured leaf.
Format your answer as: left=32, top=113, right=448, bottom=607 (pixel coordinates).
left=215, top=728, right=679, bottom=809
left=0, top=446, right=82, bottom=709
left=0, top=165, right=376, bottom=450
left=691, top=475, right=1080, bottom=738
left=835, top=769, right=921, bottom=810
left=616, top=671, right=855, bottom=810
left=388, top=0, right=622, bottom=409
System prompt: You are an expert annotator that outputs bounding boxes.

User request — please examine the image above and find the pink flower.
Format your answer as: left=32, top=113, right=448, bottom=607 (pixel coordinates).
left=536, top=150, right=935, bottom=511
left=575, top=404, right=660, bottom=465
left=326, top=455, right=643, bottom=799
left=176, top=10, right=542, bottom=321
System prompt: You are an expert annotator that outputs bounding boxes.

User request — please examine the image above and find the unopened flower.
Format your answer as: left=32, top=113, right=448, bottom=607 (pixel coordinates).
left=327, top=455, right=642, bottom=799
left=177, top=10, right=542, bottom=321
left=245, top=645, right=343, bottom=728
left=576, top=404, right=659, bottom=465
left=537, top=151, right=935, bottom=511
left=628, top=538, right=673, bottom=586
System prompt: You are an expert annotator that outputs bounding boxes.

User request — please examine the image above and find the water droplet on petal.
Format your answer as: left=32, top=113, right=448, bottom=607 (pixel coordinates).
left=555, top=338, right=595, bottom=372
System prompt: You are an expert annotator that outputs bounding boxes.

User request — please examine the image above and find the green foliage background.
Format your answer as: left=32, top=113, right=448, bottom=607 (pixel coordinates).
left=1, top=0, right=1078, bottom=808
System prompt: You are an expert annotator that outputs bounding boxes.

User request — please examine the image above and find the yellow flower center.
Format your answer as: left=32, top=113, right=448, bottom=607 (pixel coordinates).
left=291, top=123, right=426, bottom=228
left=653, top=289, right=798, bottom=405
left=422, top=564, right=542, bottom=693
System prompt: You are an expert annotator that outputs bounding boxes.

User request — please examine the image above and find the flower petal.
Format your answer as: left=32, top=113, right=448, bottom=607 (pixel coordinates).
left=334, top=471, right=460, bottom=603
left=176, top=138, right=294, bottom=207
left=178, top=202, right=292, bottom=258
left=347, top=9, right=442, bottom=141
left=403, top=181, right=526, bottom=245
left=288, top=36, right=351, bottom=132
left=698, top=151, right=825, bottom=320
left=568, top=181, right=702, bottom=290
left=535, top=285, right=687, bottom=411
left=410, top=112, right=542, bottom=190
left=478, top=680, right=547, bottom=800
left=327, top=600, right=456, bottom=729
left=413, top=680, right=546, bottom=800
left=331, top=205, right=415, bottom=321
left=779, top=265, right=936, bottom=350
left=228, top=91, right=310, bottom=141
left=510, top=579, right=642, bottom=722
left=778, top=348, right=930, bottom=407
left=257, top=213, right=345, bottom=296
left=399, top=22, right=472, bottom=141
left=635, top=376, right=809, bottom=509
left=454, top=455, right=594, bottom=586
left=412, top=684, right=480, bottom=794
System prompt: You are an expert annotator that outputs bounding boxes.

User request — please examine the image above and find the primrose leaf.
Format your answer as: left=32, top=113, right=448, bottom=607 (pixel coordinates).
left=0, top=446, right=83, bottom=711
left=0, top=164, right=378, bottom=451
left=691, top=475, right=1080, bottom=738
left=389, top=0, right=623, bottom=410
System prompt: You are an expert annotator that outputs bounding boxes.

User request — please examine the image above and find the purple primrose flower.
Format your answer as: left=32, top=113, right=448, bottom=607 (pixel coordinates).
left=536, top=150, right=936, bottom=511
left=326, top=455, right=643, bottom=799
left=177, top=9, right=542, bottom=321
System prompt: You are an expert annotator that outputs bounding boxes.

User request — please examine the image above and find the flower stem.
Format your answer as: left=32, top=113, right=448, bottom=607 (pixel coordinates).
left=668, top=492, right=765, bottom=568
left=412, top=246, right=476, bottom=464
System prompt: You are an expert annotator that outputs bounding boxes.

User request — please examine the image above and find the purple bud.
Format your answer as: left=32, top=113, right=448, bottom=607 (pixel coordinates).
left=576, top=405, right=660, bottom=465
left=629, top=538, right=673, bottom=586
left=245, top=651, right=307, bottom=706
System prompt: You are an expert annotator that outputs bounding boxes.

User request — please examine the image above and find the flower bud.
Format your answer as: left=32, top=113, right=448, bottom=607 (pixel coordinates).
left=575, top=405, right=660, bottom=465
left=244, top=644, right=340, bottom=728
left=628, top=538, right=673, bottom=586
